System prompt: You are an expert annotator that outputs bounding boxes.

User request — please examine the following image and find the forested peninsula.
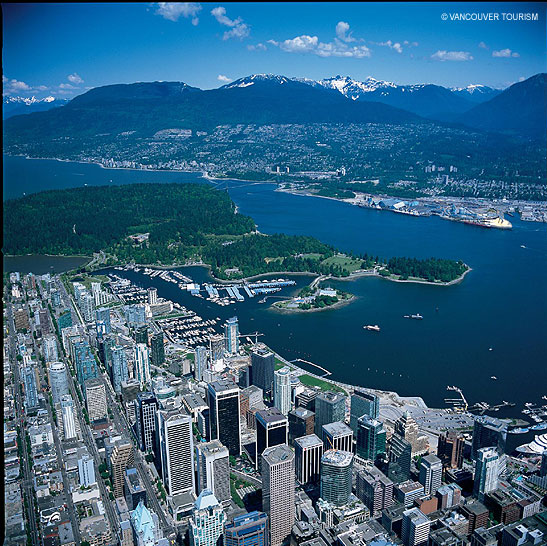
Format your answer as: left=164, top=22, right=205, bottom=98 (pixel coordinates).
left=3, top=183, right=468, bottom=283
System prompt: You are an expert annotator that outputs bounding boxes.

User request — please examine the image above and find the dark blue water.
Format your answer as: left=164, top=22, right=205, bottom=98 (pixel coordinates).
left=4, top=156, right=547, bottom=417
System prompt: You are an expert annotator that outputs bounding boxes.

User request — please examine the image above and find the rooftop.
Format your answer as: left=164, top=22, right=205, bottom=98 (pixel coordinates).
left=321, top=449, right=353, bottom=467
left=295, top=434, right=323, bottom=449
left=256, top=407, right=287, bottom=425
left=262, top=443, right=293, bottom=465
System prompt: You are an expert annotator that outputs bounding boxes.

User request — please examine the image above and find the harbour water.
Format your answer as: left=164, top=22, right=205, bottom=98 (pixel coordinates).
left=3, top=155, right=547, bottom=418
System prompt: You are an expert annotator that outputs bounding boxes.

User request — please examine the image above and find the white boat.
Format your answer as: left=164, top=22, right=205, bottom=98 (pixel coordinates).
left=491, top=376, right=497, bottom=380
left=364, top=325, right=380, bottom=332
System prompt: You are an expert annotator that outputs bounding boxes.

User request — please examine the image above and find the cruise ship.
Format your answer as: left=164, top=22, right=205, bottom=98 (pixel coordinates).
left=516, top=432, right=547, bottom=454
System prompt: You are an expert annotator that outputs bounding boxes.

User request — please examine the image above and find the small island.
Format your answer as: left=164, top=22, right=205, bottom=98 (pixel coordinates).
left=273, top=285, right=354, bottom=312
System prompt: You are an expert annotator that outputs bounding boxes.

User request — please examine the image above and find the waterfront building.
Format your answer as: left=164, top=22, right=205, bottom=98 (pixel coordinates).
left=48, top=361, right=69, bottom=403
left=419, top=454, right=443, bottom=495
left=394, top=411, right=428, bottom=455
left=473, top=447, right=500, bottom=501
left=273, top=366, right=292, bottom=416
left=195, top=346, right=208, bottom=382
left=437, top=431, right=465, bottom=469
left=224, top=316, right=240, bottom=355
left=295, top=388, right=318, bottom=411
left=130, top=500, right=163, bottom=546
left=209, top=334, right=225, bottom=362
left=388, top=434, right=413, bottom=483
left=356, top=466, right=394, bottom=518
left=294, top=434, right=323, bottom=485
left=108, top=438, right=134, bottom=498
left=125, top=304, right=147, bottom=328
left=80, top=291, right=95, bottom=322
left=256, top=408, right=288, bottom=469
left=157, top=410, right=195, bottom=497
left=251, top=348, right=275, bottom=397
left=96, top=307, right=111, bottom=336
left=288, top=407, right=315, bottom=444
left=85, top=378, right=108, bottom=422
left=74, top=341, right=98, bottom=386
left=135, top=392, right=159, bottom=453
left=150, top=332, right=165, bottom=367
left=189, top=490, right=226, bottom=546
left=356, top=415, right=386, bottom=461
left=78, top=454, right=96, bottom=487
left=321, top=421, right=353, bottom=453
left=60, top=395, right=79, bottom=440
left=401, top=507, right=431, bottom=546
left=541, top=450, right=547, bottom=477
left=261, top=444, right=295, bottom=546
left=471, top=416, right=507, bottom=458
left=314, top=391, right=346, bottom=436
left=225, top=511, right=268, bottom=546
left=112, top=346, right=129, bottom=394
left=320, top=449, right=353, bottom=507
left=124, top=468, right=147, bottom=511
left=207, top=379, right=241, bottom=456
left=43, top=334, right=59, bottom=362
left=350, top=390, right=379, bottom=434
left=196, top=440, right=230, bottom=504
left=148, top=287, right=158, bottom=305
left=134, top=343, right=151, bottom=387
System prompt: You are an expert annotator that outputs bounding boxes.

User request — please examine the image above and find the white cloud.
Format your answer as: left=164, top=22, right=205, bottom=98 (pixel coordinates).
left=67, top=73, right=84, bottom=84
left=211, top=6, right=249, bottom=40
left=478, top=41, right=489, bottom=50
left=217, top=74, right=232, bottom=82
left=276, top=33, right=370, bottom=58
left=59, top=83, right=77, bottom=90
left=519, top=76, right=525, bottom=82
left=431, top=50, right=473, bottom=61
left=155, top=2, right=202, bottom=25
left=247, top=43, right=267, bottom=51
left=492, top=48, right=520, bottom=58
left=377, top=40, right=403, bottom=53
left=2, top=77, right=32, bottom=96
left=335, top=21, right=355, bottom=43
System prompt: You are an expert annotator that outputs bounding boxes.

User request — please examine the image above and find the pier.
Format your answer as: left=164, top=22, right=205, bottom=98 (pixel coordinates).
left=290, top=358, right=332, bottom=377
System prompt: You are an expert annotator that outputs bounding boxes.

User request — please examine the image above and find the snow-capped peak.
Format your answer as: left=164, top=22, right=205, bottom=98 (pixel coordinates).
left=300, top=75, right=397, bottom=100
left=450, top=84, right=497, bottom=94
left=3, top=95, right=59, bottom=105
left=221, top=74, right=291, bottom=89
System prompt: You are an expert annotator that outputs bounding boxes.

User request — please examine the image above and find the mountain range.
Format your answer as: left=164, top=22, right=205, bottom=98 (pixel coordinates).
left=3, top=96, right=70, bottom=119
left=3, top=73, right=546, bottom=143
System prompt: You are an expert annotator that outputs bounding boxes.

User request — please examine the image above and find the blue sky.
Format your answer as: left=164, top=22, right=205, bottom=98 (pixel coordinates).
left=2, top=2, right=546, bottom=98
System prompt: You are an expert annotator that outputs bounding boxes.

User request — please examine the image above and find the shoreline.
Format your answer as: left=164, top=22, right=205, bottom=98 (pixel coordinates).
left=271, top=294, right=356, bottom=314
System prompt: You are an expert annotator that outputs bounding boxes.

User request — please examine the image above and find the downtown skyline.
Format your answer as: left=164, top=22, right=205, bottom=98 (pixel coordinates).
left=2, top=2, right=546, bottom=100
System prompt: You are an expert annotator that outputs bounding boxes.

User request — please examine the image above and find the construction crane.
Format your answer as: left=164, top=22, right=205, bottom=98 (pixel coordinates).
left=238, top=331, right=264, bottom=346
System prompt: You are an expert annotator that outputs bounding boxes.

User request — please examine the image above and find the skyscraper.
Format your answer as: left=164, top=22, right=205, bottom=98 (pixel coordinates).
left=150, top=333, right=165, bottom=367
left=147, top=287, right=158, bottom=305
left=288, top=408, right=315, bottom=444
left=350, top=390, right=379, bottom=434
left=251, top=348, right=275, bottom=397
left=196, top=440, right=230, bottom=504
left=225, top=511, right=268, bottom=546
left=135, top=392, right=158, bottom=453
left=388, top=434, right=413, bottom=484
left=108, top=438, right=134, bottom=498
left=85, top=378, right=108, bottom=422
left=273, top=366, right=292, bottom=416
left=294, top=434, right=323, bottom=485
left=111, top=346, right=129, bottom=394
left=60, top=395, right=79, bottom=440
left=314, top=391, right=346, bottom=436
left=255, top=408, right=288, bottom=468
left=262, top=444, right=295, bottom=546
left=134, top=343, right=151, bottom=387
left=473, top=447, right=500, bottom=501
left=78, top=455, right=96, bottom=487
left=23, top=366, right=39, bottom=411
left=195, top=346, right=208, bottom=382
left=95, top=307, right=111, bottom=336
left=224, top=317, right=239, bottom=355
left=418, top=454, right=443, bottom=495
left=48, top=361, right=69, bottom=404
left=74, top=341, right=98, bottom=385
left=208, top=379, right=241, bottom=456
left=321, top=421, right=353, bottom=453
left=437, top=432, right=465, bottom=469
left=356, top=415, right=386, bottom=461
left=320, top=449, right=354, bottom=507
left=189, top=490, right=226, bottom=546
left=401, top=507, right=431, bottom=546
left=356, top=466, right=394, bottom=518
left=157, top=410, right=195, bottom=496
left=43, top=334, right=59, bottom=362
left=394, top=411, right=428, bottom=455
left=209, top=334, right=225, bottom=362
left=471, top=416, right=507, bottom=459
left=130, top=500, right=163, bottom=546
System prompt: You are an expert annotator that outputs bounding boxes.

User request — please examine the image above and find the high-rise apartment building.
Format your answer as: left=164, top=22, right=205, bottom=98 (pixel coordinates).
left=356, top=466, right=394, bottom=518
left=224, top=317, right=239, bottom=355
left=189, top=490, right=226, bottom=546
left=320, top=449, right=353, bottom=507
left=134, top=343, right=151, bottom=387
left=196, top=440, right=230, bottom=504
left=111, top=346, right=129, bottom=394
left=48, top=361, right=69, bottom=403
left=401, top=507, right=431, bottom=546
left=273, top=366, right=292, bottom=416
left=74, top=341, right=98, bottom=386
left=473, top=447, right=500, bottom=501
left=262, top=444, right=295, bottom=546
left=135, top=392, right=158, bottom=453
left=43, top=334, right=59, bottom=362
left=471, top=416, right=507, bottom=459
left=419, top=454, right=443, bottom=496
left=150, top=332, right=165, bottom=367
left=108, top=438, right=134, bottom=498
left=195, top=346, right=208, bottom=382
left=60, top=395, right=80, bottom=440
left=251, top=348, right=275, bottom=397
left=85, top=378, right=108, bottom=422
